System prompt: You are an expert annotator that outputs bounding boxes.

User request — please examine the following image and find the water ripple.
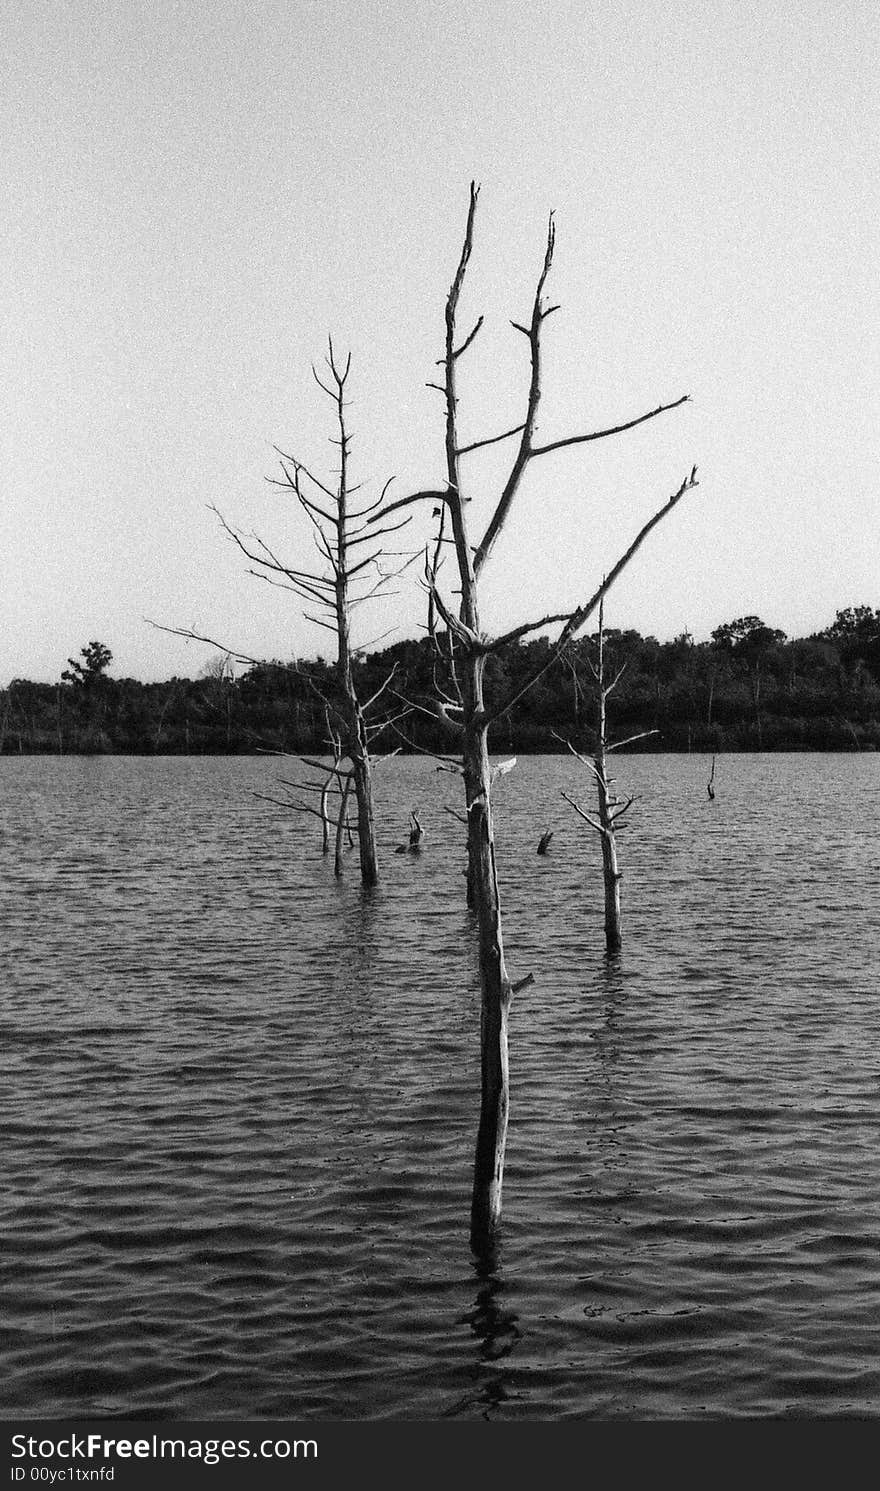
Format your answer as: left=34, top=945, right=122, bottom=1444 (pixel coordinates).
left=2, top=753, right=880, bottom=1418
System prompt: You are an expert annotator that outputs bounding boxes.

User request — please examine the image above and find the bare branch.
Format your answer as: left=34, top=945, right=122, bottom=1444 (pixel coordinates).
left=292, top=758, right=352, bottom=780
left=480, top=610, right=573, bottom=653
left=551, top=729, right=604, bottom=785
left=370, top=746, right=402, bottom=768
left=295, top=483, right=338, bottom=528
left=560, top=789, right=604, bottom=835
left=448, top=180, right=480, bottom=323
left=361, top=663, right=399, bottom=715
left=247, top=571, right=335, bottom=608
left=302, top=610, right=340, bottom=634
left=367, top=489, right=450, bottom=525
left=386, top=719, right=462, bottom=769
left=472, top=212, right=556, bottom=576
left=345, top=515, right=413, bottom=546
left=606, top=659, right=629, bottom=695
left=147, top=621, right=270, bottom=671
left=484, top=468, right=698, bottom=723
left=312, top=365, right=335, bottom=399
left=350, top=625, right=399, bottom=653
left=607, top=729, right=659, bottom=753
left=424, top=550, right=480, bottom=647
left=391, top=688, right=462, bottom=738
left=457, top=422, right=526, bottom=457
left=253, top=790, right=360, bottom=833
left=530, top=395, right=691, bottom=461
left=269, top=448, right=337, bottom=505
left=347, top=548, right=384, bottom=580
left=453, top=315, right=485, bottom=359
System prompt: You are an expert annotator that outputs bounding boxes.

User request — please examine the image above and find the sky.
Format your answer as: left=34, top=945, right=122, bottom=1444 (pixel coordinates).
left=3, top=0, right=878, bottom=684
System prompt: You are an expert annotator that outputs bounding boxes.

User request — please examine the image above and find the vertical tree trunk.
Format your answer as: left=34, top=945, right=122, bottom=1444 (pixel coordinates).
left=352, top=746, right=378, bottom=885
left=334, top=773, right=353, bottom=878
left=594, top=627, right=622, bottom=954
left=337, top=693, right=377, bottom=886
left=596, top=751, right=622, bottom=954
left=464, top=717, right=512, bottom=1247
left=320, top=778, right=331, bottom=853
left=333, top=360, right=380, bottom=890
left=402, top=182, right=694, bottom=1248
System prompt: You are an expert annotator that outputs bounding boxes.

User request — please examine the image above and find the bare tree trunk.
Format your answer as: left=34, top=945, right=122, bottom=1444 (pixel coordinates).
left=596, top=757, right=622, bottom=953
left=352, top=747, right=377, bottom=883
left=594, top=620, right=622, bottom=953
left=369, top=181, right=694, bottom=1247
left=342, top=696, right=377, bottom=885
left=560, top=606, right=655, bottom=954
left=320, top=779, right=331, bottom=853
left=463, top=710, right=512, bottom=1246
left=334, top=772, right=353, bottom=878
left=166, top=345, right=405, bottom=882
left=330, top=353, right=380, bottom=888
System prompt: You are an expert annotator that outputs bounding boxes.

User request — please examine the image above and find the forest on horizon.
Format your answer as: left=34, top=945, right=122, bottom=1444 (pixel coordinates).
left=3, top=607, right=880, bottom=757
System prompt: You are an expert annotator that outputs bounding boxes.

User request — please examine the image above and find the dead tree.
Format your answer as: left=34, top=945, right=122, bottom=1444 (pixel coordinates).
left=369, top=183, right=697, bottom=1248
left=394, top=809, right=425, bottom=854
left=207, top=343, right=411, bottom=886
left=559, top=602, right=657, bottom=953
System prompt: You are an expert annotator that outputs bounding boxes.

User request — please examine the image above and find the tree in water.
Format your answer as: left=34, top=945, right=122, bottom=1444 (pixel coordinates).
left=559, top=601, right=657, bottom=954
left=156, top=345, right=410, bottom=885
left=246, top=344, right=414, bottom=884
left=369, top=183, right=697, bottom=1248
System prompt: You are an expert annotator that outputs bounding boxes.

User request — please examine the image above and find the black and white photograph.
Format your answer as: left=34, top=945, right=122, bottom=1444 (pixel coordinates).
left=3, top=0, right=879, bottom=1456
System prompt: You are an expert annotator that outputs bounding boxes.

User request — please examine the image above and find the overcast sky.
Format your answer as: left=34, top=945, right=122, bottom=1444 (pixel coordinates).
left=3, top=0, right=877, bottom=684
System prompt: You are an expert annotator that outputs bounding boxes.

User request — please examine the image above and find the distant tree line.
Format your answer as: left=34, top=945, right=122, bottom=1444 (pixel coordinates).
left=2, top=607, right=880, bottom=756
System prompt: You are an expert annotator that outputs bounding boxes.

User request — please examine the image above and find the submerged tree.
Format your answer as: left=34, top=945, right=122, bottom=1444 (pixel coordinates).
left=370, top=183, right=697, bottom=1246
left=559, top=602, right=657, bottom=954
left=159, top=344, right=410, bottom=885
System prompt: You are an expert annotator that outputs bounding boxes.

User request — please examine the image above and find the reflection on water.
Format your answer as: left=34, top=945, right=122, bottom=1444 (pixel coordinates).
left=3, top=752, right=880, bottom=1419
left=457, top=1240, right=522, bottom=1420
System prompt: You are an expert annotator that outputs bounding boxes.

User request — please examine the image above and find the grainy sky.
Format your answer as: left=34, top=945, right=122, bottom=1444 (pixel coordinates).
left=3, top=0, right=878, bottom=684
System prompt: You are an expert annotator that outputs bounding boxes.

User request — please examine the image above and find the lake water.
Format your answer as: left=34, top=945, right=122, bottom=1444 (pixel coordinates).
left=3, top=752, right=880, bottom=1420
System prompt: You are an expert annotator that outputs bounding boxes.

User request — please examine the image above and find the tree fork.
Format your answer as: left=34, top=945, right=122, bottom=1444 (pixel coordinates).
left=403, top=181, right=695, bottom=1246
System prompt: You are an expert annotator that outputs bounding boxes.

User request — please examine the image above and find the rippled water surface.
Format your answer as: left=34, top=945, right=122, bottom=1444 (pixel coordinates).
left=3, top=753, right=880, bottom=1419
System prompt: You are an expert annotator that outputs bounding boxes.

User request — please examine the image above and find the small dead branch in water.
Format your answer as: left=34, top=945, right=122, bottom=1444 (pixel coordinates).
left=557, top=601, right=657, bottom=953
